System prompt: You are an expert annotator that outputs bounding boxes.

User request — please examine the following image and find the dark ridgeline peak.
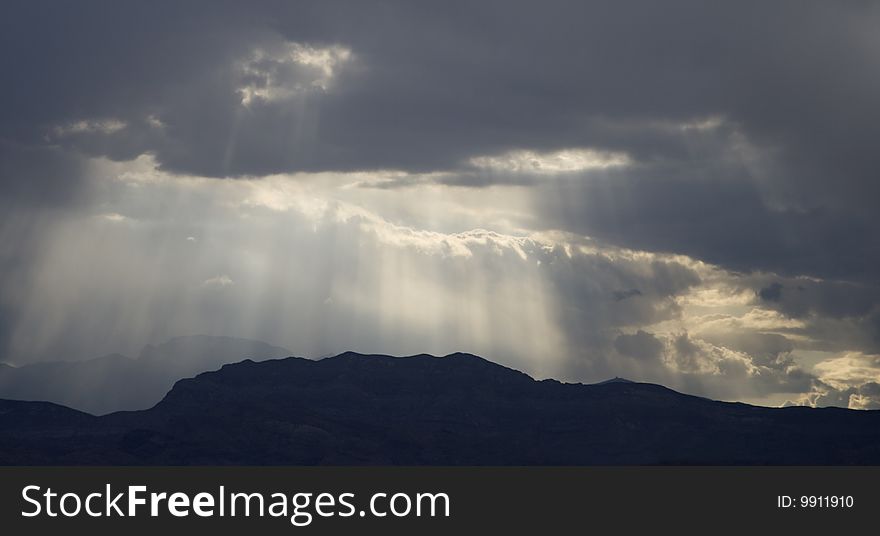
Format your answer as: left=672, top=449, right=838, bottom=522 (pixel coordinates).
left=3, top=351, right=880, bottom=465
left=595, top=376, right=635, bottom=385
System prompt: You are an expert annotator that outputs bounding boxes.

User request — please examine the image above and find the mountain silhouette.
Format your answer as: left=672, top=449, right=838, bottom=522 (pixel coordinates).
left=594, top=376, right=634, bottom=385
left=2, top=351, right=880, bottom=465
left=0, top=336, right=291, bottom=415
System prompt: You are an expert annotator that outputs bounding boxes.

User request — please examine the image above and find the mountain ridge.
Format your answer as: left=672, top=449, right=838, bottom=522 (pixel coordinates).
left=3, top=351, right=880, bottom=465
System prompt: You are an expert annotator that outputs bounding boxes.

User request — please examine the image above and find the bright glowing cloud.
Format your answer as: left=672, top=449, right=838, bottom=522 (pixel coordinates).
left=50, top=119, right=127, bottom=137
left=238, top=41, right=353, bottom=106
left=469, top=148, right=632, bottom=174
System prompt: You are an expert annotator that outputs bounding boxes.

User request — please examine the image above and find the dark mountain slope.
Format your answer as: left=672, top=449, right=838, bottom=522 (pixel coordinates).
left=0, top=336, right=291, bottom=414
left=2, top=352, right=880, bottom=465
left=0, top=399, right=107, bottom=464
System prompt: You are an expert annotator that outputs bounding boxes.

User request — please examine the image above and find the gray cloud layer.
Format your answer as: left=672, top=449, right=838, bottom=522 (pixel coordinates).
left=4, top=1, right=879, bottom=280
left=2, top=1, right=879, bottom=408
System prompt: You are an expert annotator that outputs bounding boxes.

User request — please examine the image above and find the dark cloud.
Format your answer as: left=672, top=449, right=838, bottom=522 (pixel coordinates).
left=758, top=283, right=783, bottom=303
left=612, top=288, right=642, bottom=302
left=531, top=168, right=880, bottom=283
left=2, top=1, right=879, bottom=282
left=614, top=330, right=663, bottom=361
left=732, top=273, right=880, bottom=355
left=702, top=332, right=794, bottom=369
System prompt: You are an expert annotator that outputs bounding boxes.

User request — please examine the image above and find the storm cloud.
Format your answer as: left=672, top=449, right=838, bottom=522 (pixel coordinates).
left=2, top=1, right=879, bottom=408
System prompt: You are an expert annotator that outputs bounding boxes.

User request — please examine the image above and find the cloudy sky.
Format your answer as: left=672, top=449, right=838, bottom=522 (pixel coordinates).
left=2, top=0, right=880, bottom=408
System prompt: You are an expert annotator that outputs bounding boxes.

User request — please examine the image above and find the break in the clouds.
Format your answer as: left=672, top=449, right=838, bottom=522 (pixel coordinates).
left=2, top=1, right=880, bottom=408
